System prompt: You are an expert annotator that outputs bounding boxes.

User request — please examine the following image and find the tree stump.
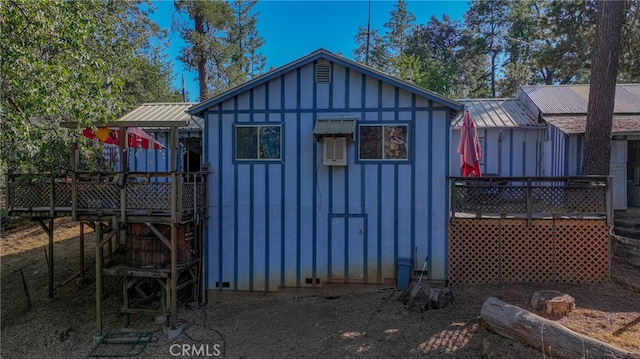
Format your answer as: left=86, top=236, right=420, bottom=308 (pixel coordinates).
left=530, top=290, right=575, bottom=319
left=398, top=282, right=453, bottom=312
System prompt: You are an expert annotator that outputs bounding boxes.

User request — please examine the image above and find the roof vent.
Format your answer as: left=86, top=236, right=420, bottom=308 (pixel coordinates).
left=316, top=60, right=331, bottom=84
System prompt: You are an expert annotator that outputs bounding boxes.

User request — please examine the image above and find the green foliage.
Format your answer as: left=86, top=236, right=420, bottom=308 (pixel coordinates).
left=174, top=0, right=265, bottom=100
left=1, top=0, right=181, bottom=174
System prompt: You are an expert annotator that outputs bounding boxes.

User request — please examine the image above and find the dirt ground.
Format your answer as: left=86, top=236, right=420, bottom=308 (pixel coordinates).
left=1, top=218, right=639, bottom=359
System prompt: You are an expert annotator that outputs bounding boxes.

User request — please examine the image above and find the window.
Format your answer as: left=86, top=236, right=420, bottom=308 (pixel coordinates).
left=359, top=124, right=408, bottom=160
left=235, top=125, right=281, bottom=160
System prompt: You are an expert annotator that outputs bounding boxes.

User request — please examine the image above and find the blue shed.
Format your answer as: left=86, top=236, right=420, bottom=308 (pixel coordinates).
left=188, top=49, right=463, bottom=292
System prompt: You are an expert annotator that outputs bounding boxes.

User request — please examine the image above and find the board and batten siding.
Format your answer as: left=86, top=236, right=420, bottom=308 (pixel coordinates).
left=450, top=128, right=544, bottom=176
left=204, top=61, right=452, bottom=291
left=542, top=124, right=583, bottom=176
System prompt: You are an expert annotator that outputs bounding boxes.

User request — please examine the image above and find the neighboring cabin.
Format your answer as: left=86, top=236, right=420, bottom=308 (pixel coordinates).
left=449, top=98, right=545, bottom=177
left=519, top=84, right=640, bottom=210
left=188, top=49, right=463, bottom=292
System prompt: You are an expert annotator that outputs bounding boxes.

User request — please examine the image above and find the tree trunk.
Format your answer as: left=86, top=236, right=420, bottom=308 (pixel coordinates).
left=480, top=297, right=639, bottom=359
left=582, top=0, right=628, bottom=175
left=195, top=13, right=208, bottom=102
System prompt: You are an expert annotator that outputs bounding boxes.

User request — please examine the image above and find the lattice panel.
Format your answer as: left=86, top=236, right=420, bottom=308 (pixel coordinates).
left=54, top=182, right=72, bottom=207
left=531, top=186, right=565, bottom=213
left=196, top=183, right=206, bottom=207
left=554, top=220, right=609, bottom=282
left=181, top=184, right=195, bottom=210
left=563, top=187, right=606, bottom=213
left=77, top=182, right=120, bottom=210
left=500, top=220, right=555, bottom=282
left=126, top=183, right=170, bottom=210
left=9, top=182, right=50, bottom=208
left=449, top=218, right=609, bottom=285
left=448, top=219, right=501, bottom=284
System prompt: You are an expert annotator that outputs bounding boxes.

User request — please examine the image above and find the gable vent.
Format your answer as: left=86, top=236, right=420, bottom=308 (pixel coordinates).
left=316, top=60, right=331, bottom=83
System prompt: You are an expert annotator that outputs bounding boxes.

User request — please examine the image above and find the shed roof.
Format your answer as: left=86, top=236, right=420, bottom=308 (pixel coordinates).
left=545, top=115, right=640, bottom=135
left=117, top=102, right=200, bottom=128
left=520, top=84, right=640, bottom=115
left=188, top=49, right=463, bottom=118
left=451, top=98, right=542, bottom=129
left=61, top=102, right=200, bottom=129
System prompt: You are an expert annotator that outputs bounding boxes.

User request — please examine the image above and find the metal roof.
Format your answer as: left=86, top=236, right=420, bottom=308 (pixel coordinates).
left=545, top=115, right=640, bottom=135
left=188, top=49, right=463, bottom=118
left=520, top=84, right=640, bottom=115
left=115, top=102, right=199, bottom=128
left=451, top=98, right=542, bottom=129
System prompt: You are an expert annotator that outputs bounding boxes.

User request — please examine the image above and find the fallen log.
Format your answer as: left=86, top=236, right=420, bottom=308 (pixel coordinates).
left=480, top=297, right=639, bottom=359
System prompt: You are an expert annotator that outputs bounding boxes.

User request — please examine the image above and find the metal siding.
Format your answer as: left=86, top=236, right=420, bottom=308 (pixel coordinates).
left=430, top=111, right=448, bottom=280
left=300, top=64, right=313, bottom=109
left=267, top=165, right=282, bottom=290
left=348, top=71, right=361, bottom=109
left=413, top=111, right=430, bottom=276
left=317, top=83, right=330, bottom=109
left=332, top=64, right=346, bottom=109
left=252, top=164, right=266, bottom=291
left=397, top=165, right=412, bottom=259
left=381, top=82, right=395, bottom=108
left=268, top=79, right=281, bottom=110
left=235, top=164, right=251, bottom=290
left=365, top=77, right=378, bottom=108
left=380, top=165, right=396, bottom=280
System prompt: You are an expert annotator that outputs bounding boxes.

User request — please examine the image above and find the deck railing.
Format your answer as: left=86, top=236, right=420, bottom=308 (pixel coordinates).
left=5, top=174, right=72, bottom=215
left=6, top=171, right=207, bottom=222
left=450, top=176, right=612, bottom=224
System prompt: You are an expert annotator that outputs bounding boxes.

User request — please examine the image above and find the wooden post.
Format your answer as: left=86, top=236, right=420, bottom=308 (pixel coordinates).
left=449, top=178, right=456, bottom=223
left=170, top=223, right=178, bottom=329
left=605, top=176, right=613, bottom=227
left=526, top=178, right=532, bottom=225
left=95, top=222, right=103, bottom=335
left=122, top=276, right=130, bottom=327
left=38, top=219, right=55, bottom=298
left=49, top=177, right=55, bottom=217
left=79, top=222, right=85, bottom=278
left=47, top=218, right=54, bottom=298
left=119, top=126, right=127, bottom=223
left=170, top=126, right=179, bottom=329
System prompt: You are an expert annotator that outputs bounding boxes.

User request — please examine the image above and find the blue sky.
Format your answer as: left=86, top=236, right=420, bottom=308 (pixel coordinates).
left=149, top=1, right=469, bottom=101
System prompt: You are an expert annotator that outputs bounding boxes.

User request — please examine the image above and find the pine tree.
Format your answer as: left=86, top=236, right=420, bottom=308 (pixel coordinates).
left=383, top=0, right=416, bottom=58
left=226, top=0, right=266, bottom=90
left=582, top=0, right=628, bottom=175
left=174, top=0, right=232, bottom=101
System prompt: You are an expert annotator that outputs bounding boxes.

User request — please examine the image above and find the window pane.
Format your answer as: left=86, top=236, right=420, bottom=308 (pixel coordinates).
left=384, top=125, right=408, bottom=159
left=236, top=127, right=257, bottom=159
left=259, top=126, right=281, bottom=159
left=359, top=126, right=382, bottom=159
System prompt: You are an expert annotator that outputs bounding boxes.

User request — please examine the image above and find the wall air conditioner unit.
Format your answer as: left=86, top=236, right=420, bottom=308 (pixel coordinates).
left=323, top=137, right=347, bottom=166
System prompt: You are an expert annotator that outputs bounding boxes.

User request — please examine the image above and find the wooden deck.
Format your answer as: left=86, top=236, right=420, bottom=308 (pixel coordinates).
left=5, top=172, right=207, bottom=223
